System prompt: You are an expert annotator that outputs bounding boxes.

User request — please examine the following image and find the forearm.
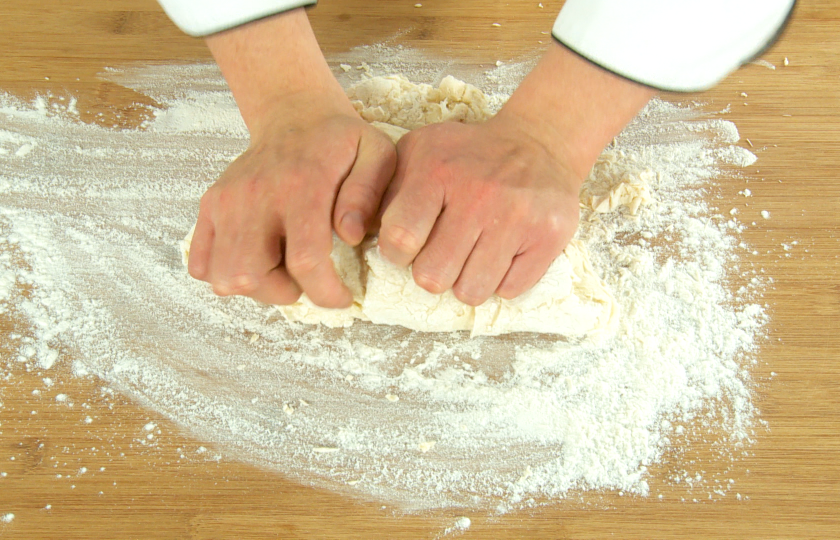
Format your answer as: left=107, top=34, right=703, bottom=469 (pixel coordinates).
left=499, top=42, right=655, bottom=181
left=205, top=8, right=354, bottom=136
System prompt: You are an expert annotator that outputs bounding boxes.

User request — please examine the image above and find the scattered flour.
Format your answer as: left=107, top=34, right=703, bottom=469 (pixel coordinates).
left=0, top=49, right=768, bottom=512
left=441, top=516, right=471, bottom=536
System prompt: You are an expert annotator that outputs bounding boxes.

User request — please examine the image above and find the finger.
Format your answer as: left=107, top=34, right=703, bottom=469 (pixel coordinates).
left=376, top=130, right=418, bottom=220
left=452, top=232, right=520, bottom=307
left=285, top=181, right=353, bottom=309
left=411, top=208, right=480, bottom=295
left=221, top=227, right=303, bottom=305
left=378, top=146, right=444, bottom=268
left=202, top=184, right=279, bottom=297
left=187, top=217, right=214, bottom=281
left=333, top=130, right=396, bottom=246
left=247, top=266, right=302, bottom=306
left=204, top=207, right=248, bottom=296
left=369, top=131, right=417, bottom=235
left=495, top=246, right=559, bottom=300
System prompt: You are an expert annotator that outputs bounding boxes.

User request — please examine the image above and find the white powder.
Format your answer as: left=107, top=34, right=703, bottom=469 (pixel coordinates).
left=441, top=516, right=471, bottom=536
left=1, top=513, right=13, bottom=524
left=0, top=49, right=768, bottom=512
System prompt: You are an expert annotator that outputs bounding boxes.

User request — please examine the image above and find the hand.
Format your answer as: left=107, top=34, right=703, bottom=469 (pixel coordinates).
left=379, top=42, right=655, bottom=306
left=187, top=9, right=396, bottom=308
left=378, top=116, right=581, bottom=307
left=188, top=105, right=396, bottom=308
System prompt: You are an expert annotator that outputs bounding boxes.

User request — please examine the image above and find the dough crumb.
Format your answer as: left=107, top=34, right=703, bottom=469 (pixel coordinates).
left=418, top=440, right=436, bottom=453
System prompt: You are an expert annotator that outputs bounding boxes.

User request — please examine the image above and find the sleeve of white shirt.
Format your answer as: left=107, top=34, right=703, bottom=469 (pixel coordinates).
left=157, top=0, right=317, bottom=37
left=553, top=0, right=796, bottom=92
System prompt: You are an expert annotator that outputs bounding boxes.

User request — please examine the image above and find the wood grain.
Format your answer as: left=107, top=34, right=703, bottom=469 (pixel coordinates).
left=1, top=1, right=838, bottom=538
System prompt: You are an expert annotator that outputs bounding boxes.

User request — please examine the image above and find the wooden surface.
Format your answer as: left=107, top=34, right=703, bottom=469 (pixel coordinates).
left=1, top=1, right=838, bottom=538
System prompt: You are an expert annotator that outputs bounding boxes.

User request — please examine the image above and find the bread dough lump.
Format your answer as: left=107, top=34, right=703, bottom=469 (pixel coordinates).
left=182, top=230, right=617, bottom=338
left=181, top=75, right=621, bottom=339
left=347, top=74, right=492, bottom=130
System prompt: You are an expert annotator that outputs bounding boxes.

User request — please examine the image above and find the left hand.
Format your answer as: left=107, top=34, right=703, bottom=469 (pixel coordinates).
left=377, top=113, right=582, bottom=306
left=377, top=42, right=655, bottom=306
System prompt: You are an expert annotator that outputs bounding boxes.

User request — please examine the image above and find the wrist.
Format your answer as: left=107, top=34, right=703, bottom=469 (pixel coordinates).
left=206, top=8, right=356, bottom=136
left=245, top=89, right=357, bottom=143
left=497, top=42, right=655, bottom=180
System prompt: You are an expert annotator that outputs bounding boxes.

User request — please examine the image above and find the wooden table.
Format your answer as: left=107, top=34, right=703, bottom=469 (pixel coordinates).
left=1, top=1, right=838, bottom=538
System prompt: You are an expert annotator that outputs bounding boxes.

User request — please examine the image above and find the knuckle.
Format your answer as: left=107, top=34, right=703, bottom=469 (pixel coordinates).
left=227, top=274, right=260, bottom=295
left=187, top=262, right=207, bottom=281
left=240, top=175, right=263, bottom=197
left=381, top=224, right=423, bottom=255
left=508, top=197, right=532, bottom=223
left=198, top=189, right=218, bottom=214
left=211, top=281, right=232, bottom=297
left=544, top=211, right=565, bottom=234
left=285, top=248, right=326, bottom=275
left=341, top=181, right=380, bottom=211
left=213, top=186, right=238, bottom=212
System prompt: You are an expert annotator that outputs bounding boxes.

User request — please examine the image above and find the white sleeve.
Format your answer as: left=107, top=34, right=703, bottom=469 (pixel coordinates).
left=157, top=0, right=317, bottom=37
left=552, top=0, right=795, bottom=92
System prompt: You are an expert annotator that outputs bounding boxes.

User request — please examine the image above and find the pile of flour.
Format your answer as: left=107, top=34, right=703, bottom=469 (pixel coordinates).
left=0, top=52, right=767, bottom=511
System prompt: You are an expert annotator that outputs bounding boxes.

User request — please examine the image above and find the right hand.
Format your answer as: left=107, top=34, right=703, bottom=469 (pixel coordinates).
left=187, top=98, right=397, bottom=308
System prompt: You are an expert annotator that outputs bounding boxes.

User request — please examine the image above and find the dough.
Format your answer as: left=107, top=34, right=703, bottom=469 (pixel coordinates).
left=580, top=150, right=654, bottom=215
left=181, top=75, right=621, bottom=339
left=360, top=239, right=617, bottom=338
left=181, top=229, right=617, bottom=338
left=348, top=74, right=492, bottom=130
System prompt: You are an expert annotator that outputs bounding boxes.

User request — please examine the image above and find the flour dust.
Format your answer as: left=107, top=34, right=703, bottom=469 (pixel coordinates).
left=0, top=49, right=768, bottom=512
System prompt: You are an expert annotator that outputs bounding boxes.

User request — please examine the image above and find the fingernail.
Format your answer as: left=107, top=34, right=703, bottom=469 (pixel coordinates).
left=340, top=211, right=365, bottom=243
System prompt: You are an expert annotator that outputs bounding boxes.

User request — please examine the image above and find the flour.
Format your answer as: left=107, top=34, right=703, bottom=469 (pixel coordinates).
left=441, top=516, right=471, bottom=536
left=0, top=49, right=768, bottom=512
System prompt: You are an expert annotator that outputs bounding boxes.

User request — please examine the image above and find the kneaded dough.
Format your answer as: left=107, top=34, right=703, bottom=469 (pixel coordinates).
left=348, top=74, right=492, bottom=130
left=181, top=74, right=623, bottom=339
left=181, top=229, right=617, bottom=338
left=360, top=239, right=618, bottom=338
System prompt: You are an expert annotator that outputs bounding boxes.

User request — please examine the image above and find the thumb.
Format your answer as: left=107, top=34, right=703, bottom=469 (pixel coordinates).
left=333, top=128, right=397, bottom=246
